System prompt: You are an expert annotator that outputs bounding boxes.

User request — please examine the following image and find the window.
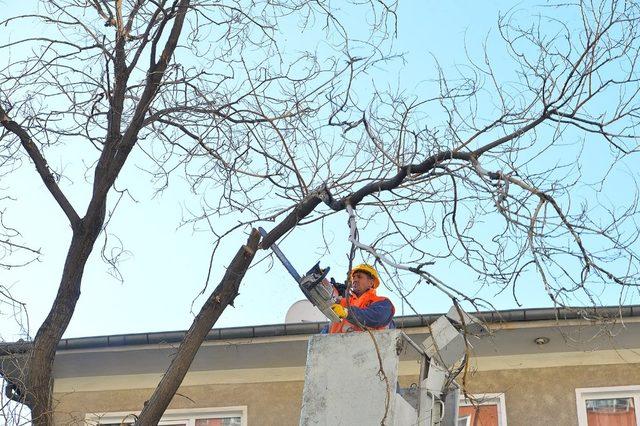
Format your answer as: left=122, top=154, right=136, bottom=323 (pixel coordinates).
left=85, top=407, right=246, bottom=426
left=458, top=393, right=507, bottom=426
left=576, top=386, right=640, bottom=426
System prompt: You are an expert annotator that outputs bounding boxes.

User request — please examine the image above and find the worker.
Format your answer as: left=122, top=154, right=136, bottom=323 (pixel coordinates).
left=327, top=264, right=395, bottom=333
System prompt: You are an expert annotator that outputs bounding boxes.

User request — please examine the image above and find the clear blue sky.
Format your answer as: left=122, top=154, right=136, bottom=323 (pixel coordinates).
left=1, top=0, right=635, bottom=340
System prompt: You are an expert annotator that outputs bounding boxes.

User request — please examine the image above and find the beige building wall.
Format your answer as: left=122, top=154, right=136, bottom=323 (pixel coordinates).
left=465, top=363, right=640, bottom=426
left=53, top=381, right=304, bottom=426
left=53, top=363, right=640, bottom=425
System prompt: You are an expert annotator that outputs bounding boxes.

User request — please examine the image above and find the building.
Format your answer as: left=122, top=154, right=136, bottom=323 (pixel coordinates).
left=2, top=305, right=640, bottom=425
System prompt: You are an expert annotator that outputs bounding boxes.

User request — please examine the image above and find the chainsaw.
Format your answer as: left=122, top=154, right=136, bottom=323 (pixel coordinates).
left=259, top=227, right=342, bottom=322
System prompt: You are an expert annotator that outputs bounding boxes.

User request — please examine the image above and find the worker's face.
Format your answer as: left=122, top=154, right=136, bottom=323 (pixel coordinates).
left=351, top=271, right=374, bottom=296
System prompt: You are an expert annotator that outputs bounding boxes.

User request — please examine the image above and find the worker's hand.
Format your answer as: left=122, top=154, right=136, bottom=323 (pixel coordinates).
left=331, top=304, right=348, bottom=319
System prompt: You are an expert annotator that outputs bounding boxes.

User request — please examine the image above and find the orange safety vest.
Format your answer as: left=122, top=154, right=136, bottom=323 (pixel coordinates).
left=329, top=288, right=395, bottom=334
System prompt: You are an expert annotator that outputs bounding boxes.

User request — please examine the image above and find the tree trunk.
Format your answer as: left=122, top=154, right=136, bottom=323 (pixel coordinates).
left=135, top=229, right=261, bottom=425
left=25, top=213, right=104, bottom=425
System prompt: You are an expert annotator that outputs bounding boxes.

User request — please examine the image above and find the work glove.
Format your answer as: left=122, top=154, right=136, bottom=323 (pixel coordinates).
left=331, top=304, right=348, bottom=319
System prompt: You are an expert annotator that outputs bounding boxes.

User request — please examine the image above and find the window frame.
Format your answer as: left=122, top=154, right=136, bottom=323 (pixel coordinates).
left=576, top=385, right=640, bottom=426
left=458, top=392, right=507, bottom=426
left=85, top=406, right=248, bottom=426
left=457, top=414, right=471, bottom=426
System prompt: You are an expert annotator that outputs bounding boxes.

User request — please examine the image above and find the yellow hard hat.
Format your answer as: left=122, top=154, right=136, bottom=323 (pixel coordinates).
left=350, top=264, right=380, bottom=288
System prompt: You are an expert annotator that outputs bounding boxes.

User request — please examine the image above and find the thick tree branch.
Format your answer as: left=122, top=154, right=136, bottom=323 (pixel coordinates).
left=260, top=149, right=474, bottom=249
left=92, top=0, right=191, bottom=204
left=136, top=228, right=260, bottom=425
left=0, top=106, right=81, bottom=227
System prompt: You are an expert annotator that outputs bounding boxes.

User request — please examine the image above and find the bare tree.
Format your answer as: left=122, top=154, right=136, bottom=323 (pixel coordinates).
left=145, top=1, right=640, bottom=422
left=2, top=0, right=640, bottom=424
left=0, top=0, right=396, bottom=423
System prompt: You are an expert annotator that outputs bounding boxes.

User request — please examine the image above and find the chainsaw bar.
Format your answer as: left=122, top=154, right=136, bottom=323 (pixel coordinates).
left=259, top=227, right=340, bottom=322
